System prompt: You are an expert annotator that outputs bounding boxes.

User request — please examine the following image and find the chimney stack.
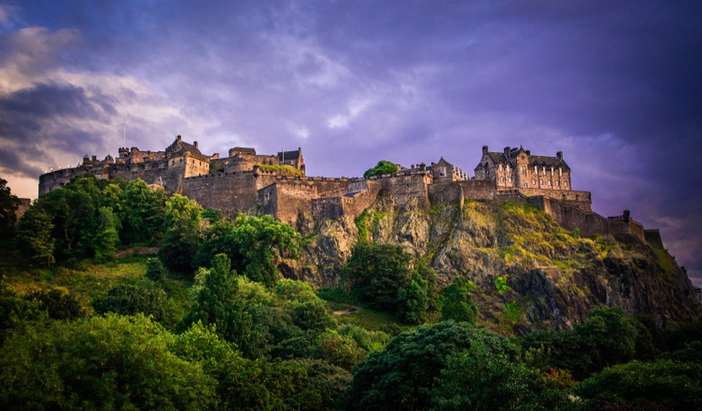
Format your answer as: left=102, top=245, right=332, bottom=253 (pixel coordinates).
left=193, top=141, right=198, bottom=148
left=557, top=151, right=563, bottom=160
left=623, top=209, right=631, bottom=221
left=482, top=145, right=488, bottom=154
left=176, top=135, right=182, bottom=142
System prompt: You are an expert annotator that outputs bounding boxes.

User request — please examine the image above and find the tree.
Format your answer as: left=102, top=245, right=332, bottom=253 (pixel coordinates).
left=93, top=206, right=119, bottom=261
left=0, top=177, right=20, bottom=239
left=0, top=314, right=216, bottom=410
left=344, top=242, right=412, bottom=310
left=93, top=281, right=171, bottom=325
left=145, top=257, right=167, bottom=282
left=363, top=160, right=400, bottom=179
left=197, top=215, right=303, bottom=286
left=24, top=288, right=85, bottom=320
left=522, top=307, right=643, bottom=378
left=119, top=179, right=166, bottom=244
left=577, top=359, right=702, bottom=410
left=16, top=205, right=55, bottom=266
left=440, top=278, right=478, bottom=323
left=431, top=341, right=569, bottom=411
left=158, top=194, right=202, bottom=274
left=347, top=321, right=517, bottom=410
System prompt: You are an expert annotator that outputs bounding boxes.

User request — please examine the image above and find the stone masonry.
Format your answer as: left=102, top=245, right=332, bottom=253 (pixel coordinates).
left=38, top=137, right=663, bottom=247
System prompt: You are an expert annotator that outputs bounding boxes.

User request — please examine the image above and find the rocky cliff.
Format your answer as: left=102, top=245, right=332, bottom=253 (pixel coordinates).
left=284, top=194, right=699, bottom=330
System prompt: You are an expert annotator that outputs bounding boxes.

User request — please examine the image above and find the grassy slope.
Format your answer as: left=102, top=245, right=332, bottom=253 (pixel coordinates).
left=2, top=252, right=192, bottom=317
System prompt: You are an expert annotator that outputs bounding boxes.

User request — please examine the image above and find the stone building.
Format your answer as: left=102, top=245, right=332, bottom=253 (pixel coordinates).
left=38, top=138, right=664, bottom=249
left=475, top=145, right=571, bottom=191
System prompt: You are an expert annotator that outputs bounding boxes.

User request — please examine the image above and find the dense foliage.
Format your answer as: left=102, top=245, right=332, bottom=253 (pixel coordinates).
left=2, top=174, right=701, bottom=410
left=0, top=178, right=20, bottom=239
left=363, top=160, right=400, bottom=179
left=344, top=243, right=435, bottom=324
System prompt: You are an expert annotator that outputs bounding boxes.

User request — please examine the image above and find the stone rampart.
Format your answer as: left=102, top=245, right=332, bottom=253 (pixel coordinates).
left=182, top=171, right=259, bottom=216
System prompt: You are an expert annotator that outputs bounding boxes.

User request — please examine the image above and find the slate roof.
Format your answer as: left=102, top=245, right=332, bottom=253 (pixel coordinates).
left=166, top=137, right=209, bottom=161
left=277, top=149, right=302, bottom=161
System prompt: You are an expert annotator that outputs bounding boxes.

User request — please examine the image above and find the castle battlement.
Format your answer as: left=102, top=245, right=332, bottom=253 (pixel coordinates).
left=38, top=138, right=665, bottom=248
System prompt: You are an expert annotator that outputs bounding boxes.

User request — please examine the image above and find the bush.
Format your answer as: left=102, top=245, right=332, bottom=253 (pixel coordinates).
left=440, top=278, right=478, bottom=323
left=577, top=359, right=702, bottom=410
left=347, top=321, right=517, bottom=410
left=432, top=341, right=571, bottom=411
left=93, top=281, right=171, bottom=325
left=159, top=194, right=203, bottom=275
left=0, top=314, right=216, bottom=410
left=196, top=215, right=303, bottom=286
left=24, top=288, right=85, bottom=320
left=344, top=242, right=411, bottom=310
left=145, top=257, right=167, bottom=282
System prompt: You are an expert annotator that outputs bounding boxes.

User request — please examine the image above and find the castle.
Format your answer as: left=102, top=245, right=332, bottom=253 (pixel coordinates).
left=38, top=136, right=661, bottom=245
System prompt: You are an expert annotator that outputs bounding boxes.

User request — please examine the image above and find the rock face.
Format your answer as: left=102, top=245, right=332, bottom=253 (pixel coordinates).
left=294, top=195, right=699, bottom=330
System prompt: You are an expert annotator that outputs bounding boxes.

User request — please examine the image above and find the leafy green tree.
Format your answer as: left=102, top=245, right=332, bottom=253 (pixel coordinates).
left=16, top=205, right=55, bottom=266
left=93, top=281, right=172, bottom=325
left=577, top=359, right=702, bottom=410
left=344, top=242, right=412, bottom=310
left=0, top=314, right=216, bottom=410
left=159, top=193, right=202, bottom=274
left=23, top=288, right=85, bottom=320
left=119, top=179, right=166, bottom=244
left=0, top=177, right=20, bottom=239
left=347, top=321, right=517, bottom=410
left=197, top=215, right=303, bottom=286
left=0, top=279, right=47, bottom=343
left=432, top=341, right=570, bottom=411
left=94, top=206, right=119, bottom=261
left=275, top=279, right=333, bottom=332
left=315, top=329, right=366, bottom=370
left=522, top=307, right=643, bottom=378
left=363, top=160, right=400, bottom=178
left=145, top=256, right=167, bottom=282
left=397, top=273, right=429, bottom=324
left=440, top=278, right=478, bottom=323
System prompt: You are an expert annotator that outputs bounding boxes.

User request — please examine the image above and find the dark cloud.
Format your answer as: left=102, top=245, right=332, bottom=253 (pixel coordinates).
left=0, top=82, right=116, bottom=177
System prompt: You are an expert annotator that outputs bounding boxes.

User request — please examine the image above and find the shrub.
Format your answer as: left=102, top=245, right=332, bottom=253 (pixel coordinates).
left=577, top=359, right=702, bottom=410
left=347, top=321, right=517, bottom=410
left=145, top=257, right=167, bottom=282
left=24, top=288, right=85, bottom=320
left=440, top=278, right=478, bottom=323
left=431, top=341, right=570, bottom=411
left=93, top=281, right=170, bottom=325
left=0, top=314, right=216, bottom=410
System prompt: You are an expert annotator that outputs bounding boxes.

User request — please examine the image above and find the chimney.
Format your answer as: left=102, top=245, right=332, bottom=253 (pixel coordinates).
left=556, top=151, right=563, bottom=160
left=623, top=209, right=631, bottom=221
left=176, top=135, right=182, bottom=142
left=193, top=141, right=198, bottom=148
left=482, top=145, right=488, bottom=154
left=91, top=155, right=97, bottom=162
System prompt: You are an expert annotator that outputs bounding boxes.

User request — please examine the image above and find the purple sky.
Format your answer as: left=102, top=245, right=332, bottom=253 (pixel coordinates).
left=0, top=1, right=700, bottom=285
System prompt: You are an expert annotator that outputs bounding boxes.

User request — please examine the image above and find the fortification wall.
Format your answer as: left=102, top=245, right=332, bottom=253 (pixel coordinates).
left=534, top=197, right=609, bottom=237
left=269, top=181, right=319, bottom=226
left=429, top=182, right=463, bottom=205
left=518, top=188, right=592, bottom=211
left=373, top=173, right=430, bottom=208
left=182, top=172, right=259, bottom=216
left=458, top=180, right=497, bottom=200
left=608, top=215, right=645, bottom=242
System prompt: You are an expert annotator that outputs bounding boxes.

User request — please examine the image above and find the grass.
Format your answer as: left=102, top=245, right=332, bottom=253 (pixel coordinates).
left=255, top=163, right=304, bottom=176
left=319, top=287, right=408, bottom=333
left=3, top=252, right=193, bottom=316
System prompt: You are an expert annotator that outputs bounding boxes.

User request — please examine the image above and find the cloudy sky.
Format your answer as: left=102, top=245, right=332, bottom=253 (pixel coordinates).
left=0, top=1, right=700, bottom=284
